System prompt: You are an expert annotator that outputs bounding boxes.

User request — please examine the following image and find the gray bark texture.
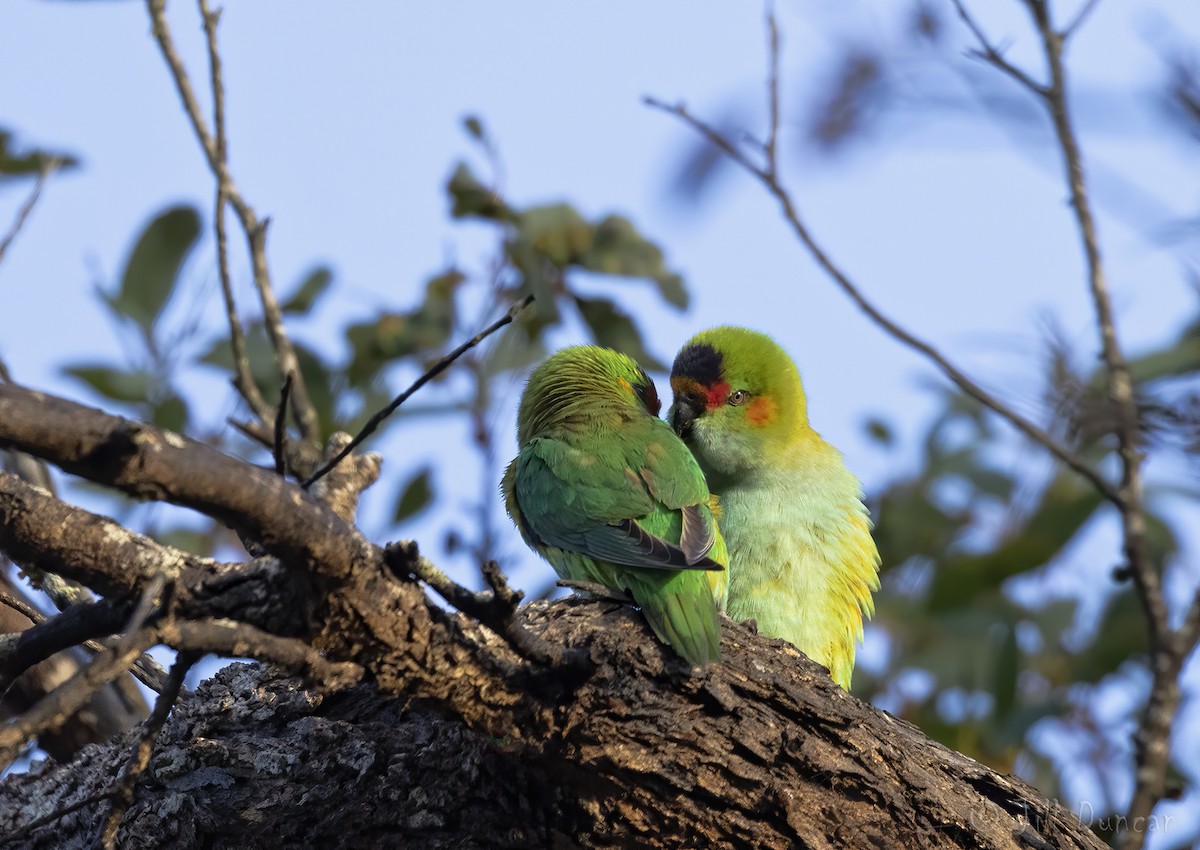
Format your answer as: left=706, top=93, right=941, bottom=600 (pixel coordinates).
left=1, top=604, right=1103, bottom=850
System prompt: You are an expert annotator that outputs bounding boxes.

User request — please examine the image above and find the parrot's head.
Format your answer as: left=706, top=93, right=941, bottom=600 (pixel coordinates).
left=517, top=345, right=661, bottom=444
left=669, top=326, right=808, bottom=479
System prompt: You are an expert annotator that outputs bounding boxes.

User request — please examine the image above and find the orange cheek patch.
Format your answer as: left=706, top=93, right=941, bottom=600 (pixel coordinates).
left=746, top=395, right=777, bottom=426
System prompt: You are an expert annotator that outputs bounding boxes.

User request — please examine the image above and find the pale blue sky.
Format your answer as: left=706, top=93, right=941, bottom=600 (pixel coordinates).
left=3, top=1, right=1200, bottom=838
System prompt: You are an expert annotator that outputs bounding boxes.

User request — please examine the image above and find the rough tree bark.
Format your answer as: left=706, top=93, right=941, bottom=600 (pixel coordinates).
left=2, top=606, right=1104, bottom=850
left=0, top=382, right=1105, bottom=849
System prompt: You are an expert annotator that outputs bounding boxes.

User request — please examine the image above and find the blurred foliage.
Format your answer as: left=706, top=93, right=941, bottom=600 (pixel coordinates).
left=857, top=303, right=1198, bottom=806
left=60, top=117, right=690, bottom=572
left=0, top=128, right=78, bottom=177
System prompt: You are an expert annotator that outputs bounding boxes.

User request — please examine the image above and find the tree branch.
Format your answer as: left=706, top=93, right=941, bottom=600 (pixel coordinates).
left=641, top=95, right=1116, bottom=505
left=0, top=159, right=60, bottom=268
left=146, top=0, right=320, bottom=444
left=303, top=293, right=534, bottom=488
left=949, top=0, right=1050, bottom=95
left=91, top=651, right=196, bottom=850
left=386, top=542, right=586, bottom=669
left=0, top=575, right=168, bottom=769
left=0, top=384, right=371, bottom=582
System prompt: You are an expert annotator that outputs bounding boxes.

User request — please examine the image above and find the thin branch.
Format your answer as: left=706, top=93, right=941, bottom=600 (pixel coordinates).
left=304, top=294, right=535, bottom=488
left=643, top=93, right=1117, bottom=504
left=201, top=3, right=271, bottom=427
left=763, top=6, right=781, bottom=178
left=274, top=371, right=294, bottom=476
left=1062, top=0, right=1102, bottom=43
left=0, top=788, right=119, bottom=847
left=147, top=0, right=319, bottom=443
left=92, top=651, right=196, bottom=850
left=386, top=541, right=585, bottom=668
left=1, top=588, right=169, bottom=696
left=159, top=619, right=363, bottom=689
left=0, top=575, right=167, bottom=768
left=1013, top=0, right=1174, bottom=840
left=0, top=591, right=169, bottom=696
left=0, top=159, right=60, bottom=267
left=0, top=591, right=42, bottom=624
left=949, top=0, right=1049, bottom=96
left=93, top=652, right=193, bottom=845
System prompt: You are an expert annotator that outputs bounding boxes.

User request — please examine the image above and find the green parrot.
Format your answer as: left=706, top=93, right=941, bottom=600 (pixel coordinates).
left=668, top=326, right=879, bottom=689
left=502, top=345, right=727, bottom=667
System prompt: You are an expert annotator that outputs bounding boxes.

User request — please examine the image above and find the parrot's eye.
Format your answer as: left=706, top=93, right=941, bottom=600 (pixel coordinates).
left=728, top=389, right=750, bottom=406
left=635, top=379, right=661, bottom=416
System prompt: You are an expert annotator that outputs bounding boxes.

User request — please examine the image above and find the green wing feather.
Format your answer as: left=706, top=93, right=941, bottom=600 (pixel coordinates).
left=503, top=417, right=725, bottom=666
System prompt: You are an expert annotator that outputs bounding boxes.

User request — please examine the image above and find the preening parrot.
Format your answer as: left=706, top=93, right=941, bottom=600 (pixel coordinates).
left=502, top=345, right=727, bottom=667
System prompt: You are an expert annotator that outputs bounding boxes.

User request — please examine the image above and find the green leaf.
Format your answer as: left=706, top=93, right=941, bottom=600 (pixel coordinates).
left=446, top=162, right=513, bottom=221
left=1072, top=589, right=1148, bottom=684
left=992, top=623, right=1019, bottom=719
left=863, top=417, right=894, bottom=446
left=106, top=205, right=201, bottom=334
left=344, top=271, right=464, bottom=384
left=394, top=466, right=434, bottom=523
left=579, top=215, right=689, bottom=309
left=152, top=395, right=189, bottom=433
left=516, top=204, right=592, bottom=266
left=282, top=266, right=333, bottom=315
left=573, top=295, right=665, bottom=371
left=63, top=365, right=152, bottom=403
left=0, top=128, right=79, bottom=176
left=927, top=472, right=1104, bottom=611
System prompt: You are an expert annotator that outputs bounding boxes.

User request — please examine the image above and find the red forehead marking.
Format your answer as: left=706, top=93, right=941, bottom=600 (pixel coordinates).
left=705, top=381, right=730, bottom=410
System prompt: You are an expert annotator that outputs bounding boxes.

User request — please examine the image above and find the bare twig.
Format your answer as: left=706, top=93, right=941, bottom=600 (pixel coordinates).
left=951, top=3, right=1171, bottom=843
left=763, top=7, right=781, bottom=178
left=0, top=591, right=170, bottom=695
left=1062, top=0, right=1102, bottom=42
left=92, top=651, right=196, bottom=850
left=950, top=0, right=1049, bottom=95
left=304, top=294, right=535, bottom=488
left=386, top=541, right=585, bottom=668
left=147, top=0, right=319, bottom=443
left=274, top=371, right=294, bottom=476
left=0, top=788, right=120, bottom=847
left=159, top=619, right=363, bottom=689
left=0, top=591, right=42, bottom=624
left=0, top=159, right=60, bottom=268
left=200, top=1, right=272, bottom=425
left=0, top=575, right=167, bottom=768
left=643, top=88, right=1116, bottom=502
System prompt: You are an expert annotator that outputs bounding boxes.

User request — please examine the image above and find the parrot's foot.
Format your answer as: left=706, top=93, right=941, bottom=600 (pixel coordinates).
left=744, top=617, right=759, bottom=634
left=556, top=579, right=633, bottom=604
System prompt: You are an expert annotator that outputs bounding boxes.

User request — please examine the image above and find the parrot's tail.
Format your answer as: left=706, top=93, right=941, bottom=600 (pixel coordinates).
left=625, top=571, right=721, bottom=668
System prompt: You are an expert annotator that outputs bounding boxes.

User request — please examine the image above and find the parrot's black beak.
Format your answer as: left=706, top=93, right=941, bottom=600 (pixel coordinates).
left=671, top=395, right=702, bottom=439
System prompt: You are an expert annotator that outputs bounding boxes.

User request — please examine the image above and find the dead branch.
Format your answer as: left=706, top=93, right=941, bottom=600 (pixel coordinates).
left=0, top=158, right=61, bottom=268
left=387, top=542, right=586, bottom=668
left=145, top=0, right=319, bottom=443
left=0, top=384, right=370, bottom=581
left=91, top=652, right=195, bottom=850
left=642, top=18, right=1118, bottom=505
left=304, top=293, right=535, bottom=488
left=0, top=575, right=168, bottom=769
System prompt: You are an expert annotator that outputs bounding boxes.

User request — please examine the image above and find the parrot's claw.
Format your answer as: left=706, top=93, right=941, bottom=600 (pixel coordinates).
left=557, top=580, right=634, bottom=604
left=744, top=617, right=759, bottom=634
